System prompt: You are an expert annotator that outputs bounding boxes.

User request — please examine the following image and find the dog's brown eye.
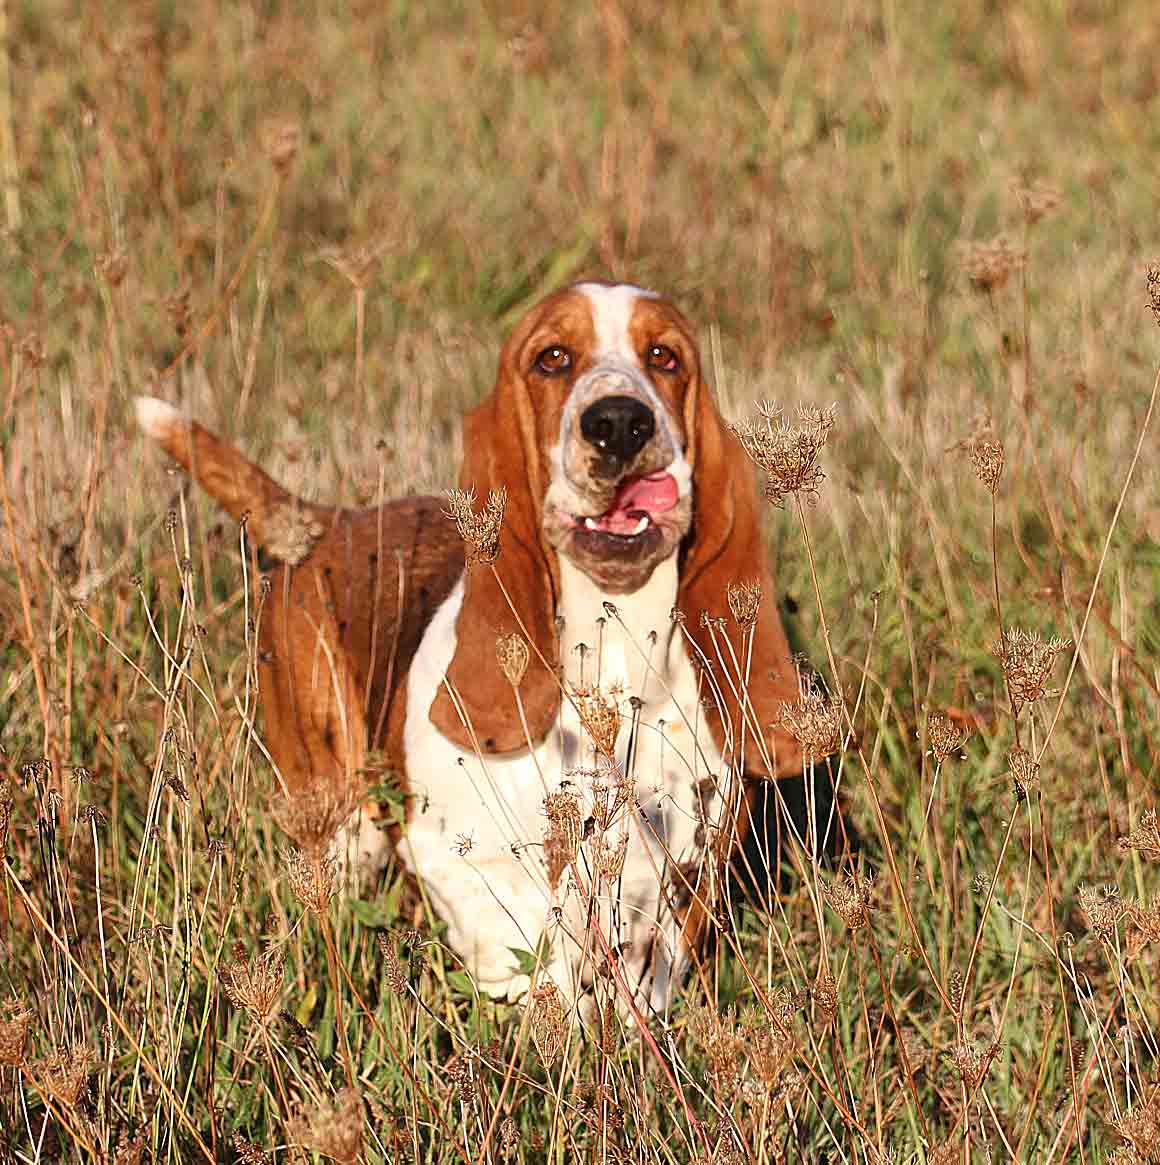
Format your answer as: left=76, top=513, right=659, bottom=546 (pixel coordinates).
left=646, top=344, right=680, bottom=373
left=534, top=345, right=572, bottom=376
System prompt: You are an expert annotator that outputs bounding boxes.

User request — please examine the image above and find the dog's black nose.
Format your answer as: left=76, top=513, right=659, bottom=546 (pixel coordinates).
left=579, top=395, right=655, bottom=462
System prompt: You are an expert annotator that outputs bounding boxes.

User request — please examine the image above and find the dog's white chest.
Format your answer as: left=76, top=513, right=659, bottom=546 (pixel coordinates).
left=400, top=554, right=726, bottom=1009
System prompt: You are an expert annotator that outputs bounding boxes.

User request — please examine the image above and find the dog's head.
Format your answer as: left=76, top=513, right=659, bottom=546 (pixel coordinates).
left=431, top=282, right=801, bottom=772
left=499, top=282, right=699, bottom=593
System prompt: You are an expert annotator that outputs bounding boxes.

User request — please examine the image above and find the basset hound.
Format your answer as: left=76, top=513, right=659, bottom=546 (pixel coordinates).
left=136, top=281, right=804, bottom=1015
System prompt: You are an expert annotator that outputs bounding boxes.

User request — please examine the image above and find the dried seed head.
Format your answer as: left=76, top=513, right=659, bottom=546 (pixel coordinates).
left=97, top=250, right=128, bottom=288
left=926, top=710, right=968, bottom=764
left=530, top=982, right=568, bottom=1064
left=1007, top=746, right=1041, bottom=801
left=444, top=487, right=507, bottom=565
left=444, top=1053, right=479, bottom=1104
left=572, top=684, right=622, bottom=756
left=1128, top=899, right=1160, bottom=948
left=376, top=932, right=408, bottom=995
left=263, top=120, right=301, bottom=175
left=219, top=942, right=285, bottom=1023
left=37, top=1044, right=94, bottom=1108
left=500, top=1116, right=521, bottom=1163
left=165, top=285, right=192, bottom=339
left=726, top=579, right=762, bottom=628
left=0, top=781, right=12, bottom=853
left=446, top=1053, right=479, bottom=1106
left=949, top=967, right=965, bottom=1016
left=590, top=830, right=628, bottom=880
left=263, top=503, right=325, bottom=566
left=284, top=846, right=338, bottom=914
left=958, top=236, right=1026, bottom=292
left=947, top=1038, right=1002, bottom=1091
left=19, top=331, right=45, bottom=369
left=1079, top=883, right=1128, bottom=942
left=811, top=969, right=838, bottom=1026
left=927, top=1143, right=960, bottom=1165
left=748, top=1022, right=796, bottom=1090
left=1014, top=180, right=1062, bottom=226
left=586, top=761, right=632, bottom=831
left=778, top=691, right=843, bottom=763
left=599, top=996, right=618, bottom=1055
left=992, top=627, right=1071, bottom=711
left=1113, top=1079, right=1160, bottom=1163
left=767, top=984, right=806, bottom=1029
left=1119, top=808, right=1160, bottom=861
left=821, top=870, right=874, bottom=931
left=165, top=774, right=190, bottom=802
left=543, top=833, right=571, bottom=892
left=287, top=1088, right=364, bottom=1165
left=274, top=777, right=364, bottom=857
left=113, top=1132, right=147, bottom=1165
left=543, top=784, right=582, bottom=890
left=688, top=1005, right=745, bottom=1093
left=0, top=998, right=34, bottom=1067
left=970, top=437, right=1005, bottom=493
left=1148, top=264, right=1160, bottom=328
left=230, top=1135, right=272, bottom=1165
left=543, top=787, right=582, bottom=856
left=731, top=403, right=837, bottom=507
left=495, top=632, right=529, bottom=687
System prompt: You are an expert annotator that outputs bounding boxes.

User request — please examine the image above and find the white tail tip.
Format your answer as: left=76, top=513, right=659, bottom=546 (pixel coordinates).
left=134, top=395, right=183, bottom=439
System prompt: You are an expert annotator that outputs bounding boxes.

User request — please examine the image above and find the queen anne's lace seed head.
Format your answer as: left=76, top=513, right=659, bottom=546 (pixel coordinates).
left=778, top=692, right=843, bottom=763
left=1119, top=809, right=1160, bottom=861
left=219, top=942, right=285, bottom=1023
left=287, top=1088, right=364, bottom=1165
left=1079, top=884, right=1128, bottom=942
left=958, top=237, right=1026, bottom=292
left=926, top=710, right=968, bottom=764
left=726, top=580, right=762, bottom=628
left=495, top=633, right=529, bottom=686
left=731, top=402, right=837, bottom=507
left=530, top=982, right=568, bottom=1064
left=821, top=870, right=874, bottom=931
left=0, top=998, right=34, bottom=1067
left=992, top=628, right=1071, bottom=711
left=970, top=437, right=1005, bottom=493
left=1007, top=746, right=1041, bottom=801
left=444, top=487, right=506, bottom=564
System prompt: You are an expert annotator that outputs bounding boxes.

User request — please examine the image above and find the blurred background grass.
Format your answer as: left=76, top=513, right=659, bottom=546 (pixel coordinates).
left=1, top=1, right=1159, bottom=1161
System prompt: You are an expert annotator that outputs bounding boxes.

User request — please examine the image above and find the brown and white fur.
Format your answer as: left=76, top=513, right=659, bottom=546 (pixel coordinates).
left=136, top=281, right=803, bottom=1017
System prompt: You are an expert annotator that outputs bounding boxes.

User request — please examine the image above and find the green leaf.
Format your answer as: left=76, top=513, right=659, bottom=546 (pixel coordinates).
left=295, top=983, right=318, bottom=1026
left=445, top=971, right=477, bottom=998
left=348, top=899, right=391, bottom=928
left=508, top=947, right=538, bottom=977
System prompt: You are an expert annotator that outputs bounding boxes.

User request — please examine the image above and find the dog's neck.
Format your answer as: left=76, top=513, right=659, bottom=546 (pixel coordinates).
left=555, top=552, right=679, bottom=704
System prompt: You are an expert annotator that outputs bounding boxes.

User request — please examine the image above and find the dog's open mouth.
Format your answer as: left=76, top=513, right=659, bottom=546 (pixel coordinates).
left=572, top=471, right=680, bottom=538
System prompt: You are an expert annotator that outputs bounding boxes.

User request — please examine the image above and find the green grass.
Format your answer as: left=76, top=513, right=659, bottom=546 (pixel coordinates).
left=1, top=0, right=1159, bottom=1161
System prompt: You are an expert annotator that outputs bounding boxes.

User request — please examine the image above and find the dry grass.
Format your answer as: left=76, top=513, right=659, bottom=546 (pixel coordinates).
left=1, top=0, right=1159, bottom=1161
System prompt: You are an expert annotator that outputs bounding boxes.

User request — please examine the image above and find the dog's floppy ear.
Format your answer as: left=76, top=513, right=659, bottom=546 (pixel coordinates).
left=428, top=378, right=561, bottom=753
left=677, top=374, right=803, bottom=777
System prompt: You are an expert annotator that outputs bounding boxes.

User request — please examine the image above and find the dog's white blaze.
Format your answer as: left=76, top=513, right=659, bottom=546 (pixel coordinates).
left=401, top=554, right=726, bottom=1015
left=575, top=282, right=657, bottom=361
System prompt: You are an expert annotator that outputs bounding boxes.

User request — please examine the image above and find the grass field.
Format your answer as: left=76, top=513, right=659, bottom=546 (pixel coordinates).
left=1, top=0, right=1159, bottom=1160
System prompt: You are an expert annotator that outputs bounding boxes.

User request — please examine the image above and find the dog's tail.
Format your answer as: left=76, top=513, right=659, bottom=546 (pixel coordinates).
left=135, top=395, right=317, bottom=552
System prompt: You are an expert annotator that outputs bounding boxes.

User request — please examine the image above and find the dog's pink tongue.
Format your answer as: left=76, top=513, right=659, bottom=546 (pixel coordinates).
left=615, top=472, right=679, bottom=514
left=597, top=472, right=679, bottom=534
